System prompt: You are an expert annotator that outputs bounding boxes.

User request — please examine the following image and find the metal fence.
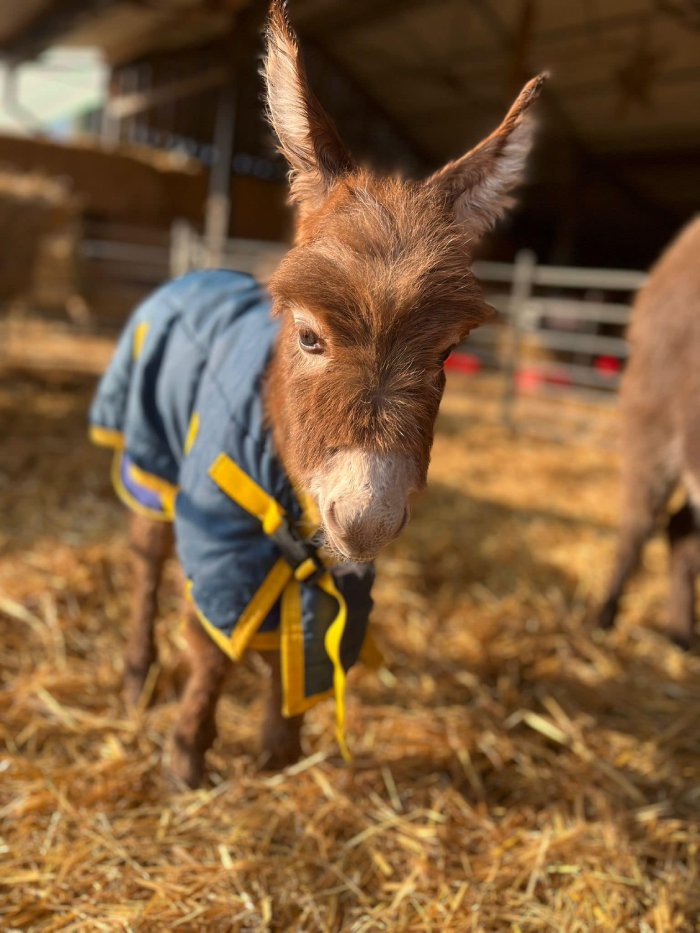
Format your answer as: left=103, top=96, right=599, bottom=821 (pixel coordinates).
left=468, top=250, right=647, bottom=441
left=3, top=219, right=647, bottom=443
left=171, top=226, right=647, bottom=442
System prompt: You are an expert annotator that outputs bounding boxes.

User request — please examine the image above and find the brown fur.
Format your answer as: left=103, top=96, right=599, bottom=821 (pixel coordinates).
left=597, top=217, right=700, bottom=648
left=126, top=1, right=545, bottom=786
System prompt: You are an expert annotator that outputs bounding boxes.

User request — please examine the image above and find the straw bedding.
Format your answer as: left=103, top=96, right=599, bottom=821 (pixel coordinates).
left=1, top=370, right=699, bottom=932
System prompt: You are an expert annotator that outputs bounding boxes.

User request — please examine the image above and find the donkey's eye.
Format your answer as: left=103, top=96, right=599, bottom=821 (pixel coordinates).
left=298, top=328, right=324, bottom=354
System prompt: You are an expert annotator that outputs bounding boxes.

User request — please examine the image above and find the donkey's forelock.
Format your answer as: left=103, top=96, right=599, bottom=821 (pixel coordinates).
left=269, top=173, right=492, bottom=340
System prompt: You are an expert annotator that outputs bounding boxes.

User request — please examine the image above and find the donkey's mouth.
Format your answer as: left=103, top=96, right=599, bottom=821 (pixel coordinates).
left=316, top=504, right=410, bottom=564
left=317, top=525, right=377, bottom=564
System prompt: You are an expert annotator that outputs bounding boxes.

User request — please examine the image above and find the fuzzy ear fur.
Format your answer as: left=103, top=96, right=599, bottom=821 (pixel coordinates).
left=426, top=73, right=547, bottom=240
left=263, top=0, right=354, bottom=209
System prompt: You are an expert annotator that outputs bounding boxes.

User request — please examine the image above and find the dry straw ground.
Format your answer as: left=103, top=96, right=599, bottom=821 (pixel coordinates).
left=1, top=371, right=699, bottom=932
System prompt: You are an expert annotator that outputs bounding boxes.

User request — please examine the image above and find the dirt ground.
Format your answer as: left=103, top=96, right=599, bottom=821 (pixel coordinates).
left=1, top=371, right=699, bottom=932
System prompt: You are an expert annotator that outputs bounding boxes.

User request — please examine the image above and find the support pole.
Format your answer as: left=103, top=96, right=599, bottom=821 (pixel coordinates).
left=204, top=82, right=236, bottom=268
left=501, top=249, right=536, bottom=433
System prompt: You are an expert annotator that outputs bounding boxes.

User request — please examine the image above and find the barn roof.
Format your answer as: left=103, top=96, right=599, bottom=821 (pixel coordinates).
left=0, top=0, right=698, bottom=251
left=1, top=0, right=698, bottom=158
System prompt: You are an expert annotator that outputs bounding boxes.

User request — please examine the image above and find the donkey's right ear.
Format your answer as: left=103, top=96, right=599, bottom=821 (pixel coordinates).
left=264, top=0, right=354, bottom=210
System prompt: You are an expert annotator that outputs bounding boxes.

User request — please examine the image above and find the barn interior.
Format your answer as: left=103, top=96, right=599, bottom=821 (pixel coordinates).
left=2, top=3, right=700, bottom=930
left=0, top=0, right=698, bottom=276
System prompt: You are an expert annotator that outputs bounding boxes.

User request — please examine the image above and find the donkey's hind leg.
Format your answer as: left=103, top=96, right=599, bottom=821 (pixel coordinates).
left=667, top=502, right=699, bottom=651
left=597, top=438, right=677, bottom=630
left=123, top=513, right=173, bottom=707
left=168, top=614, right=230, bottom=788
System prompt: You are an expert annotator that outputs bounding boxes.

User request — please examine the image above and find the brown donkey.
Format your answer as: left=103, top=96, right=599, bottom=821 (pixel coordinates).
left=597, top=217, right=700, bottom=649
left=97, top=1, right=546, bottom=787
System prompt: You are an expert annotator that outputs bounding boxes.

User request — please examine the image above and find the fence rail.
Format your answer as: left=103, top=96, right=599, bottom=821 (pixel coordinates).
left=2, top=221, right=647, bottom=443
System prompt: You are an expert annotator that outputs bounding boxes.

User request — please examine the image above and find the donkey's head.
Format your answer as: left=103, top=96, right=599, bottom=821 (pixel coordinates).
left=264, top=0, right=546, bottom=561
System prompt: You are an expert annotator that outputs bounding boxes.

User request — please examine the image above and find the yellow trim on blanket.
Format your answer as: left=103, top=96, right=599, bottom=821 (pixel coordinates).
left=229, top=558, right=292, bottom=659
left=185, top=580, right=237, bottom=659
left=90, top=425, right=125, bottom=450
left=110, top=452, right=172, bottom=523
left=185, top=559, right=291, bottom=662
left=127, top=462, right=178, bottom=517
left=133, top=321, right=149, bottom=360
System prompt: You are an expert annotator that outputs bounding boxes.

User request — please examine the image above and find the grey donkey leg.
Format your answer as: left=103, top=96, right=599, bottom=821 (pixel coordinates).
left=597, top=447, right=676, bottom=631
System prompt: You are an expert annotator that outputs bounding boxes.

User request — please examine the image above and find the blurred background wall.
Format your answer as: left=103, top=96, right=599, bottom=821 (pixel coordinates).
left=0, top=0, right=697, bottom=325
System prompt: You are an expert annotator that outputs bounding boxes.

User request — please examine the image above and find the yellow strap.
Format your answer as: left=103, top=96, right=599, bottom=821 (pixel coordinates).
left=209, top=453, right=285, bottom=533
left=184, top=411, right=200, bottom=455
left=133, top=321, right=149, bottom=360
left=318, top=571, right=351, bottom=762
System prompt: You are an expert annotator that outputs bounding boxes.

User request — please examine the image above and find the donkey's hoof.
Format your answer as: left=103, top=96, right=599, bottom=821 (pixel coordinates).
left=259, top=722, right=302, bottom=771
left=668, top=630, right=692, bottom=652
left=258, top=744, right=302, bottom=772
left=165, top=735, right=206, bottom=789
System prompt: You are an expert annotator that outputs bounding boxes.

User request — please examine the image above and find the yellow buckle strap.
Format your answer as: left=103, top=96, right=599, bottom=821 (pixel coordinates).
left=209, top=453, right=286, bottom=531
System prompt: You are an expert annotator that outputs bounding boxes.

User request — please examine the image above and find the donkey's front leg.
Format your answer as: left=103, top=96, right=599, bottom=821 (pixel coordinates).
left=168, top=614, right=230, bottom=788
left=123, top=514, right=173, bottom=707
left=258, top=651, right=304, bottom=770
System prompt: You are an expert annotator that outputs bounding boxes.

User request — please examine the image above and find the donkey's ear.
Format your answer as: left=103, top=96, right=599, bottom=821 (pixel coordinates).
left=263, top=0, right=354, bottom=209
left=426, top=73, right=547, bottom=240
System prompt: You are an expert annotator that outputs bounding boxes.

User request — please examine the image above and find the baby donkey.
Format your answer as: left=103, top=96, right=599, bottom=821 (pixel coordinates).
left=91, top=0, right=546, bottom=787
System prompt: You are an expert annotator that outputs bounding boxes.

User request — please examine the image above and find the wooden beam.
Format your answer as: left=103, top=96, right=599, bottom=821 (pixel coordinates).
left=0, top=0, right=117, bottom=63
left=107, top=65, right=231, bottom=120
left=299, top=0, right=436, bottom=38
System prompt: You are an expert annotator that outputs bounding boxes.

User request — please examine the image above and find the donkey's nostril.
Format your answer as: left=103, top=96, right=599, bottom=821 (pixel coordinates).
left=396, top=505, right=410, bottom=535
left=325, top=500, right=343, bottom=536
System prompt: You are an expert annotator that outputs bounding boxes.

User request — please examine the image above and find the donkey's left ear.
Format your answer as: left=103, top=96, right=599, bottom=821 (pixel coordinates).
left=425, top=73, right=548, bottom=240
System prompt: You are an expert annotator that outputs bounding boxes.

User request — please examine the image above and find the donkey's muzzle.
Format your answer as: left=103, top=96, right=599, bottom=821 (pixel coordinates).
left=324, top=500, right=409, bottom=561
left=310, top=448, right=419, bottom=561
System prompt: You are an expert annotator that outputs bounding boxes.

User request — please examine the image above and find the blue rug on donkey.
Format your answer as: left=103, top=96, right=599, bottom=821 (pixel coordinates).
left=89, top=269, right=378, bottom=753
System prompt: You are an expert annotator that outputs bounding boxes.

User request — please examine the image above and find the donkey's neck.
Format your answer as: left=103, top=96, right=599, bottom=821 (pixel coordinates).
left=263, top=331, right=295, bottom=487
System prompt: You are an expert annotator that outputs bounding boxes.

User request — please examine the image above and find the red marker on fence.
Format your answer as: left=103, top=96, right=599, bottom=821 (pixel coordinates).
left=445, top=352, right=481, bottom=375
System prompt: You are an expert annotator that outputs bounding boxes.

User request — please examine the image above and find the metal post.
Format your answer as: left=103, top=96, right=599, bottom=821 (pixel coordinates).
left=170, top=220, right=197, bottom=277
left=100, top=71, right=120, bottom=146
left=204, top=82, right=236, bottom=268
left=501, top=249, right=536, bottom=433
